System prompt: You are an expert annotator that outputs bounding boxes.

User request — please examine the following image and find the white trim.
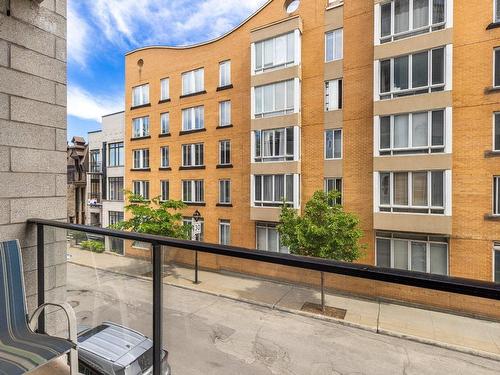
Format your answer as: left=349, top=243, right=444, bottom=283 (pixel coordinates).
left=294, top=78, right=301, bottom=114
left=445, top=170, right=452, bottom=216
left=374, top=3, right=381, bottom=46
left=293, top=174, right=300, bottom=209
left=293, top=126, right=301, bottom=161
left=445, top=44, right=453, bottom=91
left=374, top=116, right=380, bottom=156
left=493, top=112, right=500, bottom=152
left=295, top=29, right=302, bottom=67
left=445, top=107, right=452, bottom=153
left=493, top=242, right=500, bottom=282
left=494, top=47, right=500, bottom=88
left=374, top=172, right=380, bottom=213
left=373, top=60, right=380, bottom=102
left=324, top=128, right=343, bottom=160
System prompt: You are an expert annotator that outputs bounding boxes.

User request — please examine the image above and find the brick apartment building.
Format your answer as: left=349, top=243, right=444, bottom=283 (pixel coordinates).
left=124, top=0, right=500, bottom=282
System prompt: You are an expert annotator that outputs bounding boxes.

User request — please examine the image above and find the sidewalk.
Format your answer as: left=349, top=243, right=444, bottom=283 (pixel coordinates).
left=67, top=247, right=500, bottom=361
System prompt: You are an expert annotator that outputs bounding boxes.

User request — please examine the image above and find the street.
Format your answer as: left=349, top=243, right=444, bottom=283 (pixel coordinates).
left=67, top=263, right=500, bottom=375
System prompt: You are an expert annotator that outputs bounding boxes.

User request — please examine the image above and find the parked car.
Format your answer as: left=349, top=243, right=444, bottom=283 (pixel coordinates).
left=77, top=322, right=171, bottom=375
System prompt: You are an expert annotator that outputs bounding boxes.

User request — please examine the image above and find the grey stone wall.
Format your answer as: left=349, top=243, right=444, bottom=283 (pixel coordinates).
left=0, top=0, right=67, bottom=330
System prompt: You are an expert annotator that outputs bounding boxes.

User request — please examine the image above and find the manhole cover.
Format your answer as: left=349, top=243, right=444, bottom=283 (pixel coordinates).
left=301, top=302, right=347, bottom=319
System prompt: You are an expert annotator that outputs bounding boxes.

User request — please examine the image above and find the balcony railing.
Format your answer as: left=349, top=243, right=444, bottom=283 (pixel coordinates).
left=27, top=219, right=500, bottom=375
left=88, top=163, right=102, bottom=174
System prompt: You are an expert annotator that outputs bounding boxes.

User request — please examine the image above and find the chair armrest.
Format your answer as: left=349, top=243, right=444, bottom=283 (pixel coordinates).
left=28, top=302, right=77, bottom=346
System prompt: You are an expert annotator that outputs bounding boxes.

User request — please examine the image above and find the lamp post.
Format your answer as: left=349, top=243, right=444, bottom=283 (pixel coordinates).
left=192, top=210, right=202, bottom=284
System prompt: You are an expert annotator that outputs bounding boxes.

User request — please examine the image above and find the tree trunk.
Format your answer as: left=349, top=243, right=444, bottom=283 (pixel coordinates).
left=320, top=271, right=325, bottom=313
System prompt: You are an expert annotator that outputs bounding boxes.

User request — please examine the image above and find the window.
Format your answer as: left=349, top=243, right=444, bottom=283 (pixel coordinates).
left=160, top=78, right=170, bottom=101
left=254, top=32, right=296, bottom=73
left=183, top=217, right=204, bottom=241
left=494, top=176, right=500, bottom=215
left=494, top=243, right=500, bottom=283
left=325, top=28, right=343, bottom=62
left=89, top=150, right=100, bottom=173
left=182, top=143, right=204, bottom=167
left=132, top=84, right=149, bottom=107
left=160, top=180, right=169, bottom=202
left=219, top=140, right=231, bottom=165
left=325, top=79, right=342, bottom=111
left=379, top=110, right=445, bottom=155
left=133, top=149, right=149, bottom=169
left=285, top=0, right=300, bottom=13
left=379, top=0, right=446, bottom=43
left=254, top=127, right=295, bottom=162
left=132, top=241, right=151, bottom=249
left=108, top=211, right=124, bottom=226
left=133, top=180, right=149, bottom=199
left=182, top=180, right=204, bottom=203
left=160, top=146, right=169, bottom=168
left=256, top=223, right=289, bottom=253
left=182, top=106, right=204, bottom=131
left=253, top=174, right=295, bottom=206
left=254, top=80, right=296, bottom=118
left=325, top=129, right=342, bottom=159
left=495, top=48, right=500, bottom=88
left=325, top=178, right=342, bottom=205
left=182, top=68, right=204, bottom=95
left=132, top=116, right=150, bottom=138
left=379, top=47, right=445, bottom=99
left=160, top=113, right=170, bottom=135
left=379, top=171, right=445, bottom=214
left=219, top=101, right=231, bottom=127
left=376, top=232, right=448, bottom=275
left=219, top=61, right=231, bottom=87
left=108, top=177, right=124, bottom=201
left=495, top=113, right=500, bottom=151
left=219, top=220, right=231, bottom=245
left=108, top=142, right=124, bottom=167
left=496, top=0, right=500, bottom=22
left=219, top=180, right=231, bottom=204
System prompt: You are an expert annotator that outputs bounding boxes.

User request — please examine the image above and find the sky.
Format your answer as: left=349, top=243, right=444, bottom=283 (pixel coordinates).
left=67, top=0, right=268, bottom=140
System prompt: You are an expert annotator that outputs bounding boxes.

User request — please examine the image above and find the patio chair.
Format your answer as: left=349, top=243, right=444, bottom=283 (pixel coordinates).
left=0, top=240, right=78, bottom=375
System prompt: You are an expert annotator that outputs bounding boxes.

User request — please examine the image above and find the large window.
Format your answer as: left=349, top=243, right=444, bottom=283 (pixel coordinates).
left=253, top=174, right=295, bottom=206
left=160, top=146, right=169, bottom=168
left=379, top=0, right=446, bottom=43
left=160, top=113, right=170, bottom=135
left=182, top=180, right=204, bottom=203
left=379, top=109, right=445, bottom=155
left=108, top=177, right=124, bottom=201
left=182, top=68, right=204, bottom=96
left=325, top=177, right=342, bottom=205
left=376, top=232, right=448, bottom=275
left=219, top=140, right=231, bottom=165
left=219, top=180, right=231, bottom=204
left=160, top=78, right=170, bottom=101
left=182, top=143, right=204, bottom=167
left=254, top=127, right=295, bottom=162
left=495, top=113, right=500, bottom=151
left=219, top=220, right=231, bottom=245
left=133, top=149, right=149, bottom=169
left=132, top=84, right=149, bottom=107
left=379, top=171, right=445, bottom=214
left=219, top=101, right=231, bottom=127
left=325, top=79, right=342, bottom=111
left=89, top=150, right=101, bottom=173
left=182, top=106, right=204, bottom=131
left=379, top=47, right=445, bottom=99
left=494, top=176, right=500, bottom=216
left=325, top=28, right=343, bottom=62
left=108, top=142, right=124, bottom=167
left=254, top=80, right=296, bottom=118
left=254, top=31, right=296, bottom=73
left=495, top=48, right=500, bottom=88
left=494, top=243, right=500, bottom=283
left=325, top=129, right=342, bottom=159
left=133, top=180, right=149, bottom=200
left=256, top=223, right=289, bottom=253
left=132, top=116, right=150, bottom=138
left=108, top=211, right=124, bottom=226
left=219, top=61, right=231, bottom=87
left=160, top=180, right=169, bottom=202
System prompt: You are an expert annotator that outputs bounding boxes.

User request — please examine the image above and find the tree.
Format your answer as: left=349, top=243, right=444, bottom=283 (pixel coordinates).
left=111, top=191, right=192, bottom=239
left=277, top=190, right=365, bottom=311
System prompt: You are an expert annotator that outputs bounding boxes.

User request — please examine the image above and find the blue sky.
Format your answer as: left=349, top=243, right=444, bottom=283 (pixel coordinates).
left=67, top=0, right=268, bottom=140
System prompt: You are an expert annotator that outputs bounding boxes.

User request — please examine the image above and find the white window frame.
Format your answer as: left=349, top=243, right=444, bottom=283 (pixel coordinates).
left=160, top=180, right=169, bottom=202
left=132, top=116, right=150, bottom=138
left=253, top=127, right=296, bottom=162
left=494, top=176, right=500, bottom=216
left=324, top=177, right=343, bottom=205
left=160, top=78, right=170, bottom=101
left=219, top=220, right=231, bottom=245
left=494, top=112, right=500, bottom=152
left=182, top=106, right=204, bottom=131
left=219, top=101, right=231, bottom=127
left=132, top=84, right=149, bottom=107
left=219, top=60, right=231, bottom=87
left=252, top=31, right=297, bottom=74
left=219, top=140, right=231, bottom=165
left=253, top=79, right=296, bottom=118
left=255, top=223, right=289, bottom=253
left=494, top=242, right=500, bottom=283
left=325, top=28, right=343, bottom=62
left=219, top=180, right=231, bottom=204
left=495, top=0, right=500, bottom=23
left=132, top=149, right=149, bottom=170
left=182, top=143, right=204, bottom=167
left=132, top=180, right=149, bottom=199
left=160, top=146, right=169, bottom=168
left=325, top=79, right=342, bottom=111
left=160, top=112, right=170, bottom=135
left=182, top=180, right=204, bottom=203
left=252, top=174, right=297, bottom=207
left=324, top=129, right=343, bottom=160
left=181, top=68, right=204, bottom=96
left=494, top=47, right=500, bottom=88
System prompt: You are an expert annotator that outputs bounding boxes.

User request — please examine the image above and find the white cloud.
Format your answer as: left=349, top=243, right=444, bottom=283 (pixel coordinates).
left=67, top=2, right=91, bottom=67
left=67, top=86, right=123, bottom=122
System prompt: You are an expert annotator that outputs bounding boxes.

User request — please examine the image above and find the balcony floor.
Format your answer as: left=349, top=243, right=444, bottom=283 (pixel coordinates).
left=30, top=357, right=72, bottom=375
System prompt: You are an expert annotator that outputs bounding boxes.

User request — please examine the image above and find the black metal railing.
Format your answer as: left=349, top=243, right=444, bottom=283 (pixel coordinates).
left=28, top=218, right=500, bottom=375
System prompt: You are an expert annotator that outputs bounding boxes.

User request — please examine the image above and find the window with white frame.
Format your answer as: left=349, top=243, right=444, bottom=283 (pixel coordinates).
left=132, top=116, right=150, bottom=138
left=108, top=177, right=124, bottom=201
left=133, top=180, right=149, bottom=199
left=379, top=171, right=445, bottom=214
left=182, top=180, right=204, bottom=203
left=160, top=113, right=170, bottom=135
left=108, top=211, right=124, bottom=226
left=219, top=140, right=231, bottom=165
left=379, top=0, right=446, bottom=43
left=160, top=78, right=170, bottom=101
left=219, top=101, right=231, bottom=127
left=325, top=177, right=342, bottom=205
left=494, top=48, right=500, bottom=88
left=182, top=68, right=204, bottom=95
left=325, top=129, right=342, bottom=159
left=160, top=146, right=169, bottom=168
left=494, top=242, right=500, bottom=283
left=254, top=127, right=295, bottom=162
left=256, top=223, right=289, bottom=253
left=495, top=113, right=500, bottom=151
left=132, top=84, right=149, bottom=107
left=219, top=220, right=231, bottom=245
left=376, top=232, right=448, bottom=275
left=219, top=180, right=231, bottom=204
left=254, top=80, right=295, bottom=118
left=182, top=143, right=204, bottom=167
left=253, top=174, right=295, bottom=206
left=379, top=109, right=445, bottom=155
left=183, top=217, right=204, bottom=241
left=219, top=61, right=231, bottom=87
left=325, top=79, right=342, bottom=111
left=133, top=149, right=149, bottom=169
left=494, top=176, right=500, bottom=215
left=379, top=47, right=445, bottom=99
left=325, top=28, right=343, bottom=62
left=182, top=106, right=204, bottom=131
left=496, top=0, right=500, bottom=23
left=160, top=180, right=169, bottom=202
left=254, top=31, right=296, bottom=73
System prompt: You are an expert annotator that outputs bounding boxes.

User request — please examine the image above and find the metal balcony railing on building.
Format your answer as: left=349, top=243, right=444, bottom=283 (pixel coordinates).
left=88, top=163, right=102, bottom=174
left=87, top=193, right=102, bottom=207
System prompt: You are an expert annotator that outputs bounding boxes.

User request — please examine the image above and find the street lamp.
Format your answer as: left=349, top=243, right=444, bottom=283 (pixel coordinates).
left=192, top=210, right=202, bottom=284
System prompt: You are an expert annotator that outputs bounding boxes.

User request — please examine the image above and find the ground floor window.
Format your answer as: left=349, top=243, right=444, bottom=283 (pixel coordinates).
left=256, top=223, right=289, bottom=254
left=376, top=232, right=448, bottom=275
left=494, top=243, right=500, bottom=283
left=108, top=237, right=124, bottom=256
left=324, top=177, right=342, bottom=205
left=219, top=220, right=230, bottom=245
left=183, top=217, right=204, bottom=241
left=108, top=211, right=124, bottom=226
left=132, top=241, right=150, bottom=249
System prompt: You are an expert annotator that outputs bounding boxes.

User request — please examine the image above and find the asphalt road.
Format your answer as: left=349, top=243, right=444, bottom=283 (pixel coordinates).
left=67, top=263, right=500, bottom=375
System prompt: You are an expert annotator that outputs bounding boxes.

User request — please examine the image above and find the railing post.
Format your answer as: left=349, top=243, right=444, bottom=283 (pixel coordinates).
left=152, top=242, right=163, bottom=375
left=36, top=223, right=45, bottom=333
